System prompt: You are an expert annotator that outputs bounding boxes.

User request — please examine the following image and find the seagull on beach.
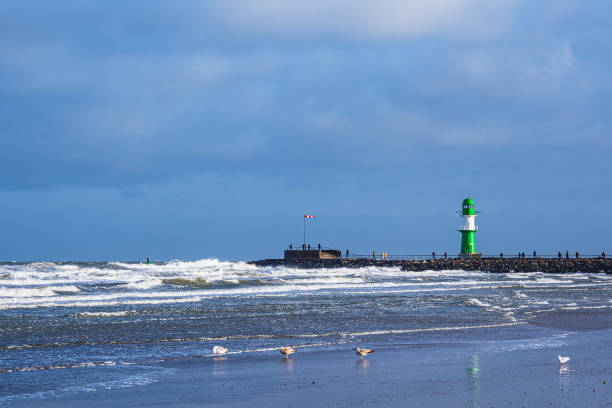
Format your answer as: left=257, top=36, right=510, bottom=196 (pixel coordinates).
left=558, top=355, right=570, bottom=365
left=280, top=346, right=297, bottom=359
left=353, top=347, right=375, bottom=360
left=213, top=346, right=228, bottom=358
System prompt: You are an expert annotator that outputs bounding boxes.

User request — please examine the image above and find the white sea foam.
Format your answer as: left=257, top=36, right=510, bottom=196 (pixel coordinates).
left=2, top=296, right=204, bottom=309
left=400, top=269, right=489, bottom=278
left=2, top=260, right=610, bottom=311
left=3, top=276, right=595, bottom=306
left=507, top=273, right=531, bottom=279
left=0, top=285, right=79, bottom=298
left=155, top=322, right=526, bottom=344
left=465, top=298, right=491, bottom=308
left=534, top=278, right=573, bottom=284
left=278, top=277, right=366, bottom=284
left=123, top=278, right=163, bottom=290
left=0, top=360, right=119, bottom=373
left=0, top=367, right=173, bottom=403
left=560, top=305, right=612, bottom=311
left=341, top=322, right=523, bottom=337
left=0, top=280, right=552, bottom=309
left=79, top=311, right=132, bottom=317
left=477, top=333, right=570, bottom=355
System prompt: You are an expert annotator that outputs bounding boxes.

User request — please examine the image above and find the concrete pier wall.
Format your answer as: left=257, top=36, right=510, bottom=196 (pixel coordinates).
left=284, top=249, right=341, bottom=260
left=250, top=257, right=612, bottom=274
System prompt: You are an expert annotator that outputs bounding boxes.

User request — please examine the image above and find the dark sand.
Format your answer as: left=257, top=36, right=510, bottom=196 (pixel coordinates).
left=6, top=311, right=612, bottom=408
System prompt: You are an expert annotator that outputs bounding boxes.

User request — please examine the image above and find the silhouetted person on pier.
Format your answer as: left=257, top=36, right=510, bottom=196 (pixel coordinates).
left=318, top=243, right=321, bottom=250
left=565, top=250, right=569, bottom=259
left=432, top=252, right=436, bottom=260
left=346, top=249, right=349, bottom=258
left=575, top=251, right=579, bottom=259
left=444, top=252, right=447, bottom=259
left=518, top=252, right=521, bottom=259
left=302, top=244, right=306, bottom=250
left=372, top=251, right=376, bottom=259
left=533, top=250, right=537, bottom=258
left=308, top=244, right=311, bottom=250
left=500, top=252, right=504, bottom=259
left=558, top=251, right=562, bottom=259
left=289, top=244, right=293, bottom=249
left=521, top=252, right=525, bottom=259
left=602, top=251, right=606, bottom=259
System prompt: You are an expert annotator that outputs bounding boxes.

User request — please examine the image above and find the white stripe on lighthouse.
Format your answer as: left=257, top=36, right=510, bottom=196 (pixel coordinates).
left=461, top=215, right=477, bottom=231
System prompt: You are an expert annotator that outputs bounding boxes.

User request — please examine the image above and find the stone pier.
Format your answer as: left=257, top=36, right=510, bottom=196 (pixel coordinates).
left=250, top=257, right=612, bottom=274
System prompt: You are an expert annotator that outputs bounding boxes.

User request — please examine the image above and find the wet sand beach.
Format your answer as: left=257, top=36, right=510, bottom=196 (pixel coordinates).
left=7, top=310, right=611, bottom=408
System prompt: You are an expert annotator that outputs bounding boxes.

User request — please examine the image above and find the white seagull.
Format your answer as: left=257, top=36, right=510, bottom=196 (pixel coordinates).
left=353, top=347, right=375, bottom=360
left=558, top=355, right=570, bottom=365
left=280, top=346, right=297, bottom=359
left=213, top=346, right=228, bottom=358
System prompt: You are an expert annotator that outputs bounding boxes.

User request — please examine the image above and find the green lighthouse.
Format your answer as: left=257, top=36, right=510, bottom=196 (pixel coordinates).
left=459, top=197, right=479, bottom=257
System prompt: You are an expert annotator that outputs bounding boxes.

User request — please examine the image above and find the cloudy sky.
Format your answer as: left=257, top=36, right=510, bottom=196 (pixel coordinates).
left=1, top=1, right=610, bottom=260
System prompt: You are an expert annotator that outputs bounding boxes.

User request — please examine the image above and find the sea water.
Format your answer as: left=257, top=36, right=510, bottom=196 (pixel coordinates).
left=1, top=259, right=611, bottom=403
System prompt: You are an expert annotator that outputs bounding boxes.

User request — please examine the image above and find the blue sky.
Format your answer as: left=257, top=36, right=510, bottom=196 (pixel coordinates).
left=1, top=1, right=611, bottom=261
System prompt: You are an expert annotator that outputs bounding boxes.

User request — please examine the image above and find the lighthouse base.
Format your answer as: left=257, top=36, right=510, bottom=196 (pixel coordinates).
left=458, top=253, right=482, bottom=259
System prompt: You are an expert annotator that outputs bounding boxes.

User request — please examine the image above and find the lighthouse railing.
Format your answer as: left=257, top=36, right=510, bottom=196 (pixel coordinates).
left=347, top=253, right=606, bottom=261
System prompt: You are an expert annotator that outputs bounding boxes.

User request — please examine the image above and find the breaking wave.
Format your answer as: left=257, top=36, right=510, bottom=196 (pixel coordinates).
left=1, top=259, right=610, bottom=311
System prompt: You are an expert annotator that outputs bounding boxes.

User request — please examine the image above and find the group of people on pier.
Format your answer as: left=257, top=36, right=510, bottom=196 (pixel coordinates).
left=286, top=244, right=606, bottom=261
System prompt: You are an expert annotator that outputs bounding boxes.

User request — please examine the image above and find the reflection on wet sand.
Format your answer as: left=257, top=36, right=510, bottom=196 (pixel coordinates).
left=212, top=357, right=229, bottom=377
left=356, top=358, right=370, bottom=375
left=280, top=357, right=295, bottom=372
left=559, top=365, right=571, bottom=390
left=467, top=355, right=480, bottom=408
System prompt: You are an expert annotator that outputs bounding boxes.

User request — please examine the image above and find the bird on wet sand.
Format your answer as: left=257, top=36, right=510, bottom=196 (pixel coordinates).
left=280, top=346, right=297, bottom=359
left=353, top=347, right=375, bottom=360
left=558, top=355, right=570, bottom=365
left=213, top=346, right=228, bottom=358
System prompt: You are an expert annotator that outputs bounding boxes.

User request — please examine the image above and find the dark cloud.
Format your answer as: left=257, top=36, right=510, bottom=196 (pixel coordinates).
left=0, top=1, right=611, bottom=258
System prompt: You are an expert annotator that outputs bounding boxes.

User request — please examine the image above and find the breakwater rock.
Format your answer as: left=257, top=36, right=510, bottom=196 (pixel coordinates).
left=250, top=257, right=612, bottom=274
